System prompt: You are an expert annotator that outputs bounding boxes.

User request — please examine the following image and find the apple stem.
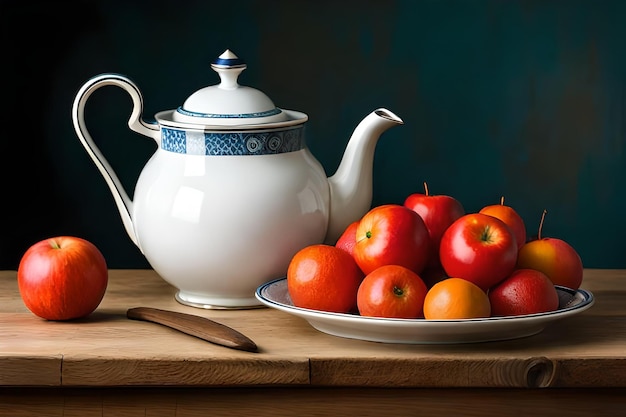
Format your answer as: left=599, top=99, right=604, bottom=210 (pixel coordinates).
left=423, top=181, right=430, bottom=196
left=500, top=196, right=505, bottom=205
left=538, top=209, right=547, bottom=239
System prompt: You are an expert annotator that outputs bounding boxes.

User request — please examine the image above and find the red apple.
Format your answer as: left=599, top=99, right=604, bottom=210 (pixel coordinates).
left=17, top=236, right=108, bottom=321
left=354, top=204, right=431, bottom=275
left=404, top=182, right=465, bottom=268
left=489, top=269, right=559, bottom=316
left=357, top=264, right=428, bottom=318
left=335, top=220, right=359, bottom=258
left=479, top=196, right=526, bottom=250
left=516, top=210, right=583, bottom=289
left=439, top=213, right=517, bottom=291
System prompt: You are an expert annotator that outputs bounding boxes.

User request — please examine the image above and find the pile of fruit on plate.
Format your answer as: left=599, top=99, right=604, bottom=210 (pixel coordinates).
left=287, top=182, right=584, bottom=320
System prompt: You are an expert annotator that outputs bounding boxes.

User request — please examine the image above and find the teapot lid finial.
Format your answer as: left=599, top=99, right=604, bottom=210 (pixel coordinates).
left=211, top=49, right=246, bottom=69
left=211, top=50, right=247, bottom=90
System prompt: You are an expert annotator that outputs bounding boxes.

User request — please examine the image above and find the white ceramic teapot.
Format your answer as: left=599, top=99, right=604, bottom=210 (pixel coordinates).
left=72, top=50, right=403, bottom=309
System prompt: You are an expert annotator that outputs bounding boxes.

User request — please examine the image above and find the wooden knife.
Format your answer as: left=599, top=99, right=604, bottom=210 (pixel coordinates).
left=127, top=307, right=258, bottom=352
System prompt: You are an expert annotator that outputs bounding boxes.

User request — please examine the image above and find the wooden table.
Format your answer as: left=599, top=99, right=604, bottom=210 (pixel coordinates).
left=1, top=269, right=624, bottom=416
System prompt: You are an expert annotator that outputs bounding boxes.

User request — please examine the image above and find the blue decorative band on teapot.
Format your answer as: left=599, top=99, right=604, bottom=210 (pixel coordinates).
left=176, top=106, right=283, bottom=119
left=161, top=126, right=306, bottom=155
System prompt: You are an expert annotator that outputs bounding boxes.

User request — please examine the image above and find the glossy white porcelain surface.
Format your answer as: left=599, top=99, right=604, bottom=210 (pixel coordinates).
left=133, top=149, right=329, bottom=307
left=256, top=278, right=595, bottom=344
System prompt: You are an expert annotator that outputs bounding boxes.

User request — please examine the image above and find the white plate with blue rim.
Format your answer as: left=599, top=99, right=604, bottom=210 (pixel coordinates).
left=255, top=277, right=594, bottom=344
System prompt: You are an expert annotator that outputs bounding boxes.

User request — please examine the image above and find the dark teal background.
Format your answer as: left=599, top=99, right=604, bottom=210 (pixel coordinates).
left=3, top=0, right=626, bottom=269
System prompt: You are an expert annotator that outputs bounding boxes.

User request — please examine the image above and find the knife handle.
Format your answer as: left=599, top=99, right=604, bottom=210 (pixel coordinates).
left=127, top=307, right=258, bottom=352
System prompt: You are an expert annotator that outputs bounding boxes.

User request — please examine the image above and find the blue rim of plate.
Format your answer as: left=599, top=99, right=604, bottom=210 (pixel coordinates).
left=255, top=277, right=595, bottom=324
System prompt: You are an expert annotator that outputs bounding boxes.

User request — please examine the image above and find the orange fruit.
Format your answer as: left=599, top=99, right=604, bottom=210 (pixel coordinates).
left=287, top=244, right=364, bottom=313
left=423, top=277, right=491, bottom=320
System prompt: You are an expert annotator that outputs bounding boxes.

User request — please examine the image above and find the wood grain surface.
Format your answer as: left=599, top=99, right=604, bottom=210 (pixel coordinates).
left=1, top=387, right=625, bottom=417
left=1, top=269, right=625, bottom=415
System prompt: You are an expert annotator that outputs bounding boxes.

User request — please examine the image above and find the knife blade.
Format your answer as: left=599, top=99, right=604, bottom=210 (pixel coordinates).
left=127, top=307, right=258, bottom=352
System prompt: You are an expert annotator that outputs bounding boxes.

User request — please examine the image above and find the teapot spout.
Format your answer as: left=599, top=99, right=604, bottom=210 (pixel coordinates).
left=326, top=108, right=403, bottom=244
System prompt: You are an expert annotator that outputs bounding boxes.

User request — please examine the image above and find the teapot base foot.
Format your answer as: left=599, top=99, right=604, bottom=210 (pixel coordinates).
left=175, top=291, right=266, bottom=310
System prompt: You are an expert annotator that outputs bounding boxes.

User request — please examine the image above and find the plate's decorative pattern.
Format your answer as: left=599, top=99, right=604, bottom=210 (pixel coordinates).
left=255, top=278, right=595, bottom=344
left=161, top=126, right=305, bottom=155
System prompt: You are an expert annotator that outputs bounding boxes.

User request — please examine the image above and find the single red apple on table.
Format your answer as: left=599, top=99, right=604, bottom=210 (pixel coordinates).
left=357, top=264, right=428, bottom=318
left=354, top=204, right=431, bottom=275
left=17, top=236, right=109, bottom=321
left=516, top=210, right=583, bottom=289
left=439, top=213, right=517, bottom=291
left=489, top=269, right=559, bottom=316
left=335, top=220, right=359, bottom=257
left=404, top=182, right=465, bottom=268
left=479, top=196, right=527, bottom=250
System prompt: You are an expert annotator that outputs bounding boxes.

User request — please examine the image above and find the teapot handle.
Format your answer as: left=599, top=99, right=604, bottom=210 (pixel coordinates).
left=71, top=73, right=160, bottom=249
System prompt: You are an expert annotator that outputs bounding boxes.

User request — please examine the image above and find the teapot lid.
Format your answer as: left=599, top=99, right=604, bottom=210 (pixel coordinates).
left=160, top=49, right=307, bottom=129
